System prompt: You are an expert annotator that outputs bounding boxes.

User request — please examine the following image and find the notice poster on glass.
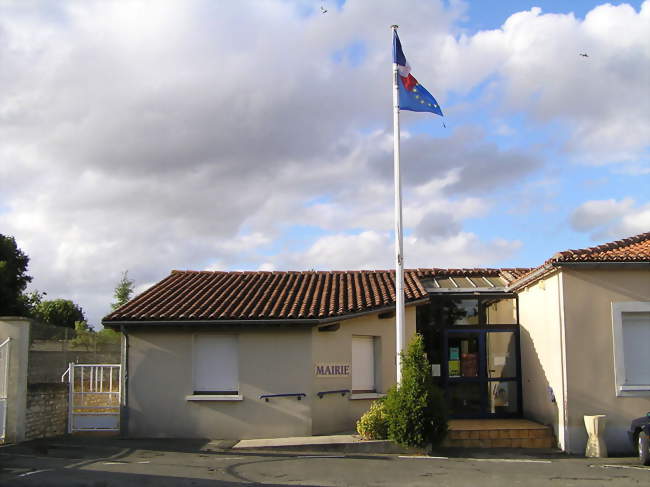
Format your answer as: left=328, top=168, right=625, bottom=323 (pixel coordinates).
left=448, top=360, right=461, bottom=377
left=449, top=347, right=459, bottom=361
left=461, top=352, right=478, bottom=377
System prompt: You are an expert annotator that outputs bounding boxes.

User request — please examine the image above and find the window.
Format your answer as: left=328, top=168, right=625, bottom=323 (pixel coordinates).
left=450, top=299, right=480, bottom=325
left=425, top=296, right=519, bottom=327
left=611, top=302, right=650, bottom=396
left=192, top=334, right=239, bottom=396
left=484, top=297, right=518, bottom=325
left=352, top=336, right=376, bottom=393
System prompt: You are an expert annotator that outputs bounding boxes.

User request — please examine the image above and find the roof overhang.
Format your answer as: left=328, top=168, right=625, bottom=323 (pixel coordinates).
left=551, top=261, right=650, bottom=269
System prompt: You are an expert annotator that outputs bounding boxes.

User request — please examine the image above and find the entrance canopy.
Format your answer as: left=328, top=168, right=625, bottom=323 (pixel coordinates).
left=421, top=275, right=507, bottom=293
left=416, top=268, right=530, bottom=295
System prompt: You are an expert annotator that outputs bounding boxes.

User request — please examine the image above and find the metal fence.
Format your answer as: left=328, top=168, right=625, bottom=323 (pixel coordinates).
left=63, top=363, right=121, bottom=432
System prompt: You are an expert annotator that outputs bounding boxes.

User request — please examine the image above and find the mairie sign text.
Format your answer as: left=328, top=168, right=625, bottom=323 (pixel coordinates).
left=314, top=363, right=350, bottom=377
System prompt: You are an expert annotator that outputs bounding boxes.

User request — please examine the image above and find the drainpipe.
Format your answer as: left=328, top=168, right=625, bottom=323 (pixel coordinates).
left=557, top=272, right=570, bottom=452
left=120, top=325, right=129, bottom=438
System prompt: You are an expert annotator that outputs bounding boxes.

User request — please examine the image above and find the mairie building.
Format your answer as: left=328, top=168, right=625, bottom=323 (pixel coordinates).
left=103, top=231, right=650, bottom=454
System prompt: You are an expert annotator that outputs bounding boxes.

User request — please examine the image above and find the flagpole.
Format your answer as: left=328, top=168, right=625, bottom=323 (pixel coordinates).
left=391, top=24, right=405, bottom=385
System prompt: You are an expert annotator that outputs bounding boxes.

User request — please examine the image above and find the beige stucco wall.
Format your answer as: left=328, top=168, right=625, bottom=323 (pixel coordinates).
left=518, top=267, right=650, bottom=454
left=125, top=306, right=416, bottom=439
left=310, top=306, right=417, bottom=435
left=517, top=273, right=566, bottom=449
left=562, top=267, right=650, bottom=454
left=126, top=327, right=313, bottom=439
left=0, top=317, right=31, bottom=443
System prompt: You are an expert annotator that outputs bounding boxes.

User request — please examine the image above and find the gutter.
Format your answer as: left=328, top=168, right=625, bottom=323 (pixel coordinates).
left=120, top=325, right=129, bottom=438
left=102, top=298, right=430, bottom=330
left=556, top=272, right=570, bottom=452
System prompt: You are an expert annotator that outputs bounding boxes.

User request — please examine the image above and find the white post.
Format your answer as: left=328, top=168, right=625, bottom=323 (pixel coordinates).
left=68, top=362, right=74, bottom=433
left=391, top=24, right=405, bottom=385
left=0, top=338, right=11, bottom=441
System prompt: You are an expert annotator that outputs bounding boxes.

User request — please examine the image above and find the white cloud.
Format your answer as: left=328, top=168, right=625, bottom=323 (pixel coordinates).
left=257, top=262, right=276, bottom=272
left=1, top=0, right=646, bottom=327
left=279, top=230, right=521, bottom=270
left=570, top=198, right=650, bottom=239
left=438, top=2, right=650, bottom=163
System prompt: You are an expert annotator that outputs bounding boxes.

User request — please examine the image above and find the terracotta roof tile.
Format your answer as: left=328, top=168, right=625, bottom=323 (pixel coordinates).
left=103, top=233, right=650, bottom=325
left=508, top=231, right=650, bottom=289
left=105, top=269, right=432, bottom=323
left=550, top=231, right=650, bottom=263
left=104, top=266, right=544, bottom=325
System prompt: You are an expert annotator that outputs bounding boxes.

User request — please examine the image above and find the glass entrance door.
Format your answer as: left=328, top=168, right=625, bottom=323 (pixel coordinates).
left=445, top=331, right=483, bottom=415
left=486, top=331, right=519, bottom=415
left=444, top=328, right=521, bottom=418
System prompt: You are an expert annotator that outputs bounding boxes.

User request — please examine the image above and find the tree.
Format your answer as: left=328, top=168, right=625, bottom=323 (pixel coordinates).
left=111, top=270, right=134, bottom=310
left=384, top=333, right=448, bottom=448
left=96, top=327, right=120, bottom=347
left=33, top=299, right=85, bottom=329
left=0, top=234, right=32, bottom=315
left=22, top=290, right=45, bottom=311
left=71, top=320, right=95, bottom=350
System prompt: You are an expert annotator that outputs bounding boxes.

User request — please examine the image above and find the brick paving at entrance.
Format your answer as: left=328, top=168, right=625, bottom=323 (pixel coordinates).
left=443, top=419, right=555, bottom=448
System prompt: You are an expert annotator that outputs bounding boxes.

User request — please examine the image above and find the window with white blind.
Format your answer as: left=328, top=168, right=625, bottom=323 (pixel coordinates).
left=352, top=336, right=376, bottom=393
left=611, top=302, right=650, bottom=396
left=193, top=334, right=239, bottom=395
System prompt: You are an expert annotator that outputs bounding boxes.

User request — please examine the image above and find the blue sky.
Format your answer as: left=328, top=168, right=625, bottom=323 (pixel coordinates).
left=393, top=0, right=649, bottom=265
left=461, top=0, right=644, bottom=31
left=500, top=2, right=643, bottom=254
left=0, top=0, right=648, bottom=326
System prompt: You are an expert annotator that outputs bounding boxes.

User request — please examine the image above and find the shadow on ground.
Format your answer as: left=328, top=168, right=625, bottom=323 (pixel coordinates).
left=0, top=436, right=388, bottom=487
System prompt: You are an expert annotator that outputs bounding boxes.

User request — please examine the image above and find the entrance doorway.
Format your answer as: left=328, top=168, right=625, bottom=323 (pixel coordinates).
left=443, top=328, right=521, bottom=418
left=417, top=290, right=523, bottom=419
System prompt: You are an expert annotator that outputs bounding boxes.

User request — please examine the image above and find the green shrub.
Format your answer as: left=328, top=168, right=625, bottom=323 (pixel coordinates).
left=356, top=400, right=388, bottom=440
left=384, top=333, right=448, bottom=448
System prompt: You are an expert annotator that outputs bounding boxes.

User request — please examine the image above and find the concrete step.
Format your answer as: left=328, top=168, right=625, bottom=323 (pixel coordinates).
left=442, top=419, right=555, bottom=449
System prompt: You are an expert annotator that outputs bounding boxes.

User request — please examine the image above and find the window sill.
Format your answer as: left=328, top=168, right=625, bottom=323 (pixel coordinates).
left=349, top=393, right=386, bottom=400
left=185, top=394, right=243, bottom=401
left=616, top=385, right=650, bottom=397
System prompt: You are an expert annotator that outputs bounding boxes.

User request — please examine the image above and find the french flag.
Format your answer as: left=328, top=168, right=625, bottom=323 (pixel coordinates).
left=393, top=31, right=443, bottom=116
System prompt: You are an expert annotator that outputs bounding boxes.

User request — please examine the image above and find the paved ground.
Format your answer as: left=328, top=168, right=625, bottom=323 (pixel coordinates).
left=230, top=433, right=416, bottom=454
left=0, top=437, right=648, bottom=486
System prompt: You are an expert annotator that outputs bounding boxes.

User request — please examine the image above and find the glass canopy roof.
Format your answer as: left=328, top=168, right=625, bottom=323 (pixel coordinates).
left=420, top=275, right=507, bottom=293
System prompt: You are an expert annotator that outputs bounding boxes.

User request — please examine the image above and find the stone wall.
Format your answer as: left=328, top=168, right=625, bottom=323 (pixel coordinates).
left=24, top=383, right=68, bottom=440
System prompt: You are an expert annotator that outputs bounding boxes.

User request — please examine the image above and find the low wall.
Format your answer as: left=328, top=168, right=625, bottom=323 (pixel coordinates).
left=0, top=317, right=31, bottom=443
left=25, top=383, right=68, bottom=440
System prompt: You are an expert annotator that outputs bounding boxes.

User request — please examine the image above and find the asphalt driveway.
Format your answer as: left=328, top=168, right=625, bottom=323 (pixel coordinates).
left=0, top=437, right=648, bottom=486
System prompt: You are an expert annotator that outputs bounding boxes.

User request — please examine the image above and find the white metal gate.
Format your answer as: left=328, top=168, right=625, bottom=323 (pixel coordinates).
left=63, top=363, right=121, bottom=433
left=0, top=338, right=10, bottom=442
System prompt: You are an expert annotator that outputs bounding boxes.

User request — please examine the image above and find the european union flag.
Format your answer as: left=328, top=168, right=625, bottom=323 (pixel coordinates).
left=393, top=31, right=443, bottom=116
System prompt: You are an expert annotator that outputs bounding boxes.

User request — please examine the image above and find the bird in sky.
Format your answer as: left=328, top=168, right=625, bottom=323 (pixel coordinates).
left=579, top=53, right=589, bottom=57
left=320, top=5, right=328, bottom=14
